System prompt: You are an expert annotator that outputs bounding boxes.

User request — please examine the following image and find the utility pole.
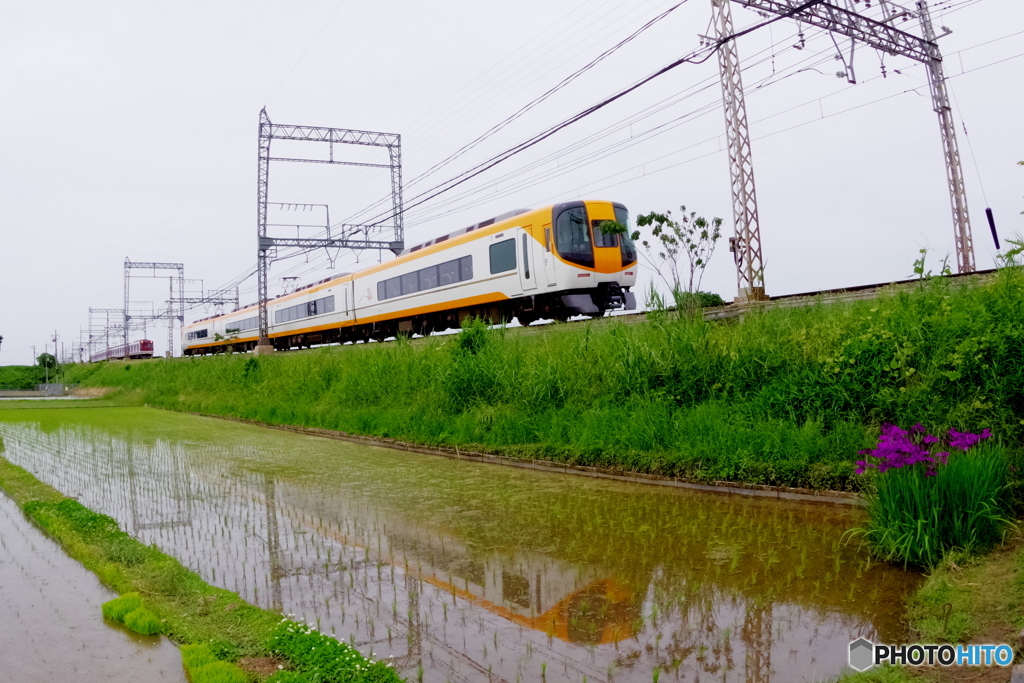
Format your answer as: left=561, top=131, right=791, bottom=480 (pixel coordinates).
left=52, top=330, right=59, bottom=384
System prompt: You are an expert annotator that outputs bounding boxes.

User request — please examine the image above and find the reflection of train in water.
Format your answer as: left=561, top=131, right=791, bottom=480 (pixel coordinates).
left=90, top=339, right=154, bottom=362
left=182, top=200, right=638, bottom=355
left=263, top=475, right=643, bottom=646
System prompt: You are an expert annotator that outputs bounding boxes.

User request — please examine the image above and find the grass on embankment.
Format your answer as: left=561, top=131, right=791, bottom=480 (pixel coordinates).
left=0, top=456, right=402, bottom=682
left=0, top=364, right=47, bottom=390
left=66, top=268, right=1024, bottom=492
left=834, top=536, right=1024, bottom=683
left=910, top=535, right=1024, bottom=646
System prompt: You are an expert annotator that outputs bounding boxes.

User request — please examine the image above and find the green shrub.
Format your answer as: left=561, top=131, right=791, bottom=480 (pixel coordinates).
left=101, top=593, right=142, bottom=622
left=123, top=606, right=163, bottom=635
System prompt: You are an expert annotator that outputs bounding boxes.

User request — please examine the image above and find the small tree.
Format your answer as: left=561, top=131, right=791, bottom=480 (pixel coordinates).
left=37, top=353, right=57, bottom=370
left=631, top=206, right=723, bottom=312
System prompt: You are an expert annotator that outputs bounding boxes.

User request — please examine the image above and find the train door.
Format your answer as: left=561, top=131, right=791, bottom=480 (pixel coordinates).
left=542, top=222, right=557, bottom=287
left=348, top=280, right=357, bottom=322
left=519, top=228, right=537, bottom=292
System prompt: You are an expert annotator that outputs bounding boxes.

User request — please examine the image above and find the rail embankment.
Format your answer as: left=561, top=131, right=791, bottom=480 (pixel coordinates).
left=67, top=268, right=1024, bottom=492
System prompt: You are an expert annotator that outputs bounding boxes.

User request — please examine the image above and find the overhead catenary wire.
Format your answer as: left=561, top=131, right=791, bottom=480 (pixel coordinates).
left=203, top=3, right=1023, bottom=307
left=237, top=22, right=838, bottom=294
left=253, top=43, right=1024, bottom=298
left=353, top=0, right=831, bottom=229
left=304, top=0, right=678, bottom=204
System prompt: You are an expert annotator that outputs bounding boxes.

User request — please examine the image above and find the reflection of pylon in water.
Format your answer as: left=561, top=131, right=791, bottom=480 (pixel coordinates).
left=236, top=474, right=644, bottom=645
left=263, top=475, right=284, bottom=613
left=740, top=602, right=773, bottom=683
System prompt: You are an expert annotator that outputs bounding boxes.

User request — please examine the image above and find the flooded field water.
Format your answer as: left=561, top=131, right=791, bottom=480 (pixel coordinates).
left=0, top=407, right=919, bottom=682
left=0, top=476, right=186, bottom=682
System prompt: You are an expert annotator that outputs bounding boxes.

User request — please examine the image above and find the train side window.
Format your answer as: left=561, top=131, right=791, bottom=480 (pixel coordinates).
left=307, top=301, right=318, bottom=317
left=419, top=265, right=438, bottom=290
left=439, top=259, right=459, bottom=286
left=544, top=227, right=551, bottom=252
left=323, top=296, right=335, bottom=313
left=401, top=272, right=419, bottom=295
left=460, top=256, right=473, bottom=281
left=489, top=239, right=516, bottom=274
left=385, top=277, right=401, bottom=300
left=521, top=235, right=530, bottom=279
left=377, top=282, right=386, bottom=301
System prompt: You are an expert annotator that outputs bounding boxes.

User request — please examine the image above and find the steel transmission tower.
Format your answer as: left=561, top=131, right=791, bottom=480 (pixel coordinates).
left=123, top=259, right=238, bottom=356
left=124, top=260, right=184, bottom=354
left=255, top=108, right=404, bottom=352
left=712, top=0, right=976, bottom=300
left=711, top=0, right=766, bottom=303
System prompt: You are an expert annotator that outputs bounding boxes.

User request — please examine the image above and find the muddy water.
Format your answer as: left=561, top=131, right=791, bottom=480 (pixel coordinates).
left=0, top=484, right=187, bottom=682
left=0, top=407, right=919, bottom=683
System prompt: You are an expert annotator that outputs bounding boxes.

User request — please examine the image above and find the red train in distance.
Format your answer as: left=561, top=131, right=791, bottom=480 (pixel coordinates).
left=90, top=339, right=155, bottom=362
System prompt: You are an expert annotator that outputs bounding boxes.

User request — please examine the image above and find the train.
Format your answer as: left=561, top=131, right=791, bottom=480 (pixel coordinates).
left=182, top=200, right=638, bottom=355
left=90, top=339, right=155, bottom=362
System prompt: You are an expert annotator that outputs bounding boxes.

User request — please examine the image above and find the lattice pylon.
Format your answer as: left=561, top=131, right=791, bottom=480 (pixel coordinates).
left=917, top=0, right=974, bottom=273
left=712, top=0, right=767, bottom=302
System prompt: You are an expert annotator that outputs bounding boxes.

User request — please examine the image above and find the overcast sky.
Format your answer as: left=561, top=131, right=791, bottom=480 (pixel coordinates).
left=1, top=0, right=1021, bottom=363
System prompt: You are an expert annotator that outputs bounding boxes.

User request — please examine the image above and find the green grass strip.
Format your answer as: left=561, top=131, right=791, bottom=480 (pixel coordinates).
left=0, top=456, right=402, bottom=682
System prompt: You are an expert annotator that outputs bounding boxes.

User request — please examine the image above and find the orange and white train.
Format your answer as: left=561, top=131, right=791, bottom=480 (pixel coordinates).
left=182, top=200, right=638, bottom=355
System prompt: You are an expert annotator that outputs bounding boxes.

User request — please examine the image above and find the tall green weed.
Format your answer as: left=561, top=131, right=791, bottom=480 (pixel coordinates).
left=66, top=268, right=1024, bottom=491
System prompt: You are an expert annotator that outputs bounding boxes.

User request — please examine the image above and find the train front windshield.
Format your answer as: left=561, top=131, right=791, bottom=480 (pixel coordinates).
left=554, top=205, right=594, bottom=268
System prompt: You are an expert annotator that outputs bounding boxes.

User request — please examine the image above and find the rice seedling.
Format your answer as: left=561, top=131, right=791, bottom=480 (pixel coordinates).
left=188, top=660, right=248, bottom=683
left=101, top=592, right=141, bottom=622
left=180, top=643, right=218, bottom=670
left=123, top=605, right=163, bottom=636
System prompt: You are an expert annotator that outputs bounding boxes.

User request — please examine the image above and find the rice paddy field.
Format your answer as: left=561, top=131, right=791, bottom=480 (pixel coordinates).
left=0, top=405, right=920, bottom=683
left=0, top=467, right=187, bottom=682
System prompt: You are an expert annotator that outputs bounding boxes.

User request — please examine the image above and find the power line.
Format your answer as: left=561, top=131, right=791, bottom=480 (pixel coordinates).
left=356, top=1, right=826, bottom=229
left=204, top=3, right=1021, bottom=305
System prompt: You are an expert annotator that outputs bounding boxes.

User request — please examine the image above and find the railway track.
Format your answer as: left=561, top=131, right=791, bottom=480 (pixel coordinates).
left=176, top=267, right=999, bottom=356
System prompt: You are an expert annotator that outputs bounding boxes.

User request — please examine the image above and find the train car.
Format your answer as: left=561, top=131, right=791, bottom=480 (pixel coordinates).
left=90, top=339, right=155, bottom=362
left=182, top=200, right=638, bottom=355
